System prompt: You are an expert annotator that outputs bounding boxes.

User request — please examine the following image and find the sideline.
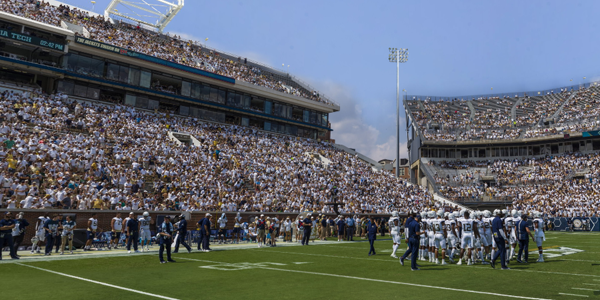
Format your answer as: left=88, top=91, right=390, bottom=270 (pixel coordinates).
left=16, top=263, right=180, bottom=300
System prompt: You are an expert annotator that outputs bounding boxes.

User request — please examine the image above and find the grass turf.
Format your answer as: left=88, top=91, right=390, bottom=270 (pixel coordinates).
left=4, top=231, right=600, bottom=300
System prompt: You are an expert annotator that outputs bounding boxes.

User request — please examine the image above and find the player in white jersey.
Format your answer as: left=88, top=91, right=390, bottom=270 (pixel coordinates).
left=457, top=211, right=480, bottom=265
left=217, top=213, right=227, bottom=244
left=504, top=210, right=518, bottom=260
left=123, top=215, right=131, bottom=248
left=60, top=215, right=76, bottom=255
left=419, top=211, right=429, bottom=261
left=110, top=212, right=123, bottom=249
left=445, top=212, right=458, bottom=263
left=31, top=214, right=49, bottom=254
left=481, top=210, right=493, bottom=261
left=426, top=212, right=436, bottom=263
left=432, top=210, right=448, bottom=265
left=475, top=212, right=490, bottom=264
left=139, top=211, right=151, bottom=252
left=233, top=212, right=243, bottom=244
left=533, top=211, right=546, bottom=262
left=389, top=211, right=401, bottom=258
left=84, top=213, right=99, bottom=251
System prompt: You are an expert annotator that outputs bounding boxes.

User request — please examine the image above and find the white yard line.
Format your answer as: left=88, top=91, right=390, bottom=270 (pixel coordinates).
left=257, top=266, right=553, bottom=300
left=582, top=283, right=600, bottom=286
left=177, top=257, right=551, bottom=300
left=572, top=288, right=598, bottom=291
left=256, top=249, right=600, bottom=278
left=558, top=293, right=588, bottom=297
left=16, top=263, right=179, bottom=300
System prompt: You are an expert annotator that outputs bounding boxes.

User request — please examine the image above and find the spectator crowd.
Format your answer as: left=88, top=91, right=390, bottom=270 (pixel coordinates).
left=0, top=0, right=333, bottom=106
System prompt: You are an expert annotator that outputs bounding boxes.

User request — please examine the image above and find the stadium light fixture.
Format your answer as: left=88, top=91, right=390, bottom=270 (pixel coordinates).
left=104, top=0, right=184, bottom=33
left=388, top=47, right=408, bottom=178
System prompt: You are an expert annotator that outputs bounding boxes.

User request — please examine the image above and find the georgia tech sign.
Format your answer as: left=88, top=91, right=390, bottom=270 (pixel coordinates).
left=0, top=29, right=65, bottom=51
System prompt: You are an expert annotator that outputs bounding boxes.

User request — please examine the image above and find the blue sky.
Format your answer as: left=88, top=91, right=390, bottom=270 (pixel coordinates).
left=66, top=0, right=600, bottom=160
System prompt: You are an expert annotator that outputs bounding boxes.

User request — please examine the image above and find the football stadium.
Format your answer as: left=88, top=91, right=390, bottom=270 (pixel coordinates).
left=0, top=1, right=599, bottom=299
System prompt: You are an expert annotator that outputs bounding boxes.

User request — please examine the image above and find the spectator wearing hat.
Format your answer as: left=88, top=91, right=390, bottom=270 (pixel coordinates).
left=158, top=216, right=176, bottom=264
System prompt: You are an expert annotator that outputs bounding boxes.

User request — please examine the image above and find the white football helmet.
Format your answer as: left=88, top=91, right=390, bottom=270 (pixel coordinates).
left=512, top=210, right=519, bottom=218
left=517, top=210, right=523, bottom=217
left=444, top=212, right=450, bottom=218
left=493, top=209, right=500, bottom=216
left=143, top=211, right=150, bottom=218
left=534, top=211, right=541, bottom=218
left=392, top=211, right=399, bottom=217
left=437, top=210, right=444, bottom=217
left=428, top=211, right=435, bottom=218
left=484, top=210, right=491, bottom=218
left=502, top=209, right=508, bottom=215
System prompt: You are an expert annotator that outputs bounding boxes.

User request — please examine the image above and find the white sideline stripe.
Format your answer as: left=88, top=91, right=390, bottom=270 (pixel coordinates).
left=572, top=288, right=598, bottom=291
left=561, top=259, right=600, bottom=263
left=558, top=293, right=588, bottom=297
left=258, top=249, right=600, bottom=278
left=258, top=266, right=552, bottom=300
left=177, top=257, right=550, bottom=300
left=16, top=263, right=179, bottom=300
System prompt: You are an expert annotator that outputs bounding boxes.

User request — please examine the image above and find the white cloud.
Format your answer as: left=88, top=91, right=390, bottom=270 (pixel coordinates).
left=309, top=79, right=408, bottom=161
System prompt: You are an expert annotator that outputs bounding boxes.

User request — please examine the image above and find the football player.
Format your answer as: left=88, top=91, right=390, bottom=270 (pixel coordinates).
left=110, top=212, right=123, bottom=250
left=31, top=214, right=49, bottom=254
left=432, top=210, right=447, bottom=265
left=533, top=211, right=546, bottom=262
left=505, top=210, right=518, bottom=260
left=389, top=211, right=401, bottom=258
left=419, top=211, right=429, bottom=261
left=482, top=210, right=493, bottom=261
left=139, top=212, right=152, bottom=252
left=427, top=212, right=436, bottom=263
left=233, top=212, right=242, bottom=244
left=217, top=213, right=227, bottom=244
left=445, top=212, right=458, bottom=263
left=457, top=211, right=480, bottom=265
left=84, top=213, right=99, bottom=251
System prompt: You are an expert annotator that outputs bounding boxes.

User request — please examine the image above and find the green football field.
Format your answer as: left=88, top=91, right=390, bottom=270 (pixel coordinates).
left=3, top=231, right=600, bottom=300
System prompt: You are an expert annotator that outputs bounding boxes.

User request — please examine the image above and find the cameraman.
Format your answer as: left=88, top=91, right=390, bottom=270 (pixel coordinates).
left=158, top=216, right=176, bottom=264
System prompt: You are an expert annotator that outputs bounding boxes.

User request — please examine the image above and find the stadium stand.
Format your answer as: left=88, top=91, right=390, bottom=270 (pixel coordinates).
left=0, top=88, right=449, bottom=214
left=0, top=0, right=335, bottom=106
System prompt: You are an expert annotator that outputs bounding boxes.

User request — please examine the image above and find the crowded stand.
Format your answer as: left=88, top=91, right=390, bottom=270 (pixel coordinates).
left=0, top=88, right=441, bottom=214
left=407, top=85, right=600, bottom=142
left=426, top=153, right=600, bottom=217
left=0, top=0, right=334, bottom=106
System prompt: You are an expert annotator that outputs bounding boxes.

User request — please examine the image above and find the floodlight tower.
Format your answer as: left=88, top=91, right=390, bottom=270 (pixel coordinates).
left=388, top=48, right=408, bottom=177
left=105, top=0, right=184, bottom=33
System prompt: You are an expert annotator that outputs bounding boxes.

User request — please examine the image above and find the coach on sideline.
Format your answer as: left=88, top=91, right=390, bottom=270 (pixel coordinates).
left=490, top=210, right=509, bottom=270
left=173, top=214, right=191, bottom=254
left=400, top=213, right=423, bottom=271
left=516, top=214, right=534, bottom=264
